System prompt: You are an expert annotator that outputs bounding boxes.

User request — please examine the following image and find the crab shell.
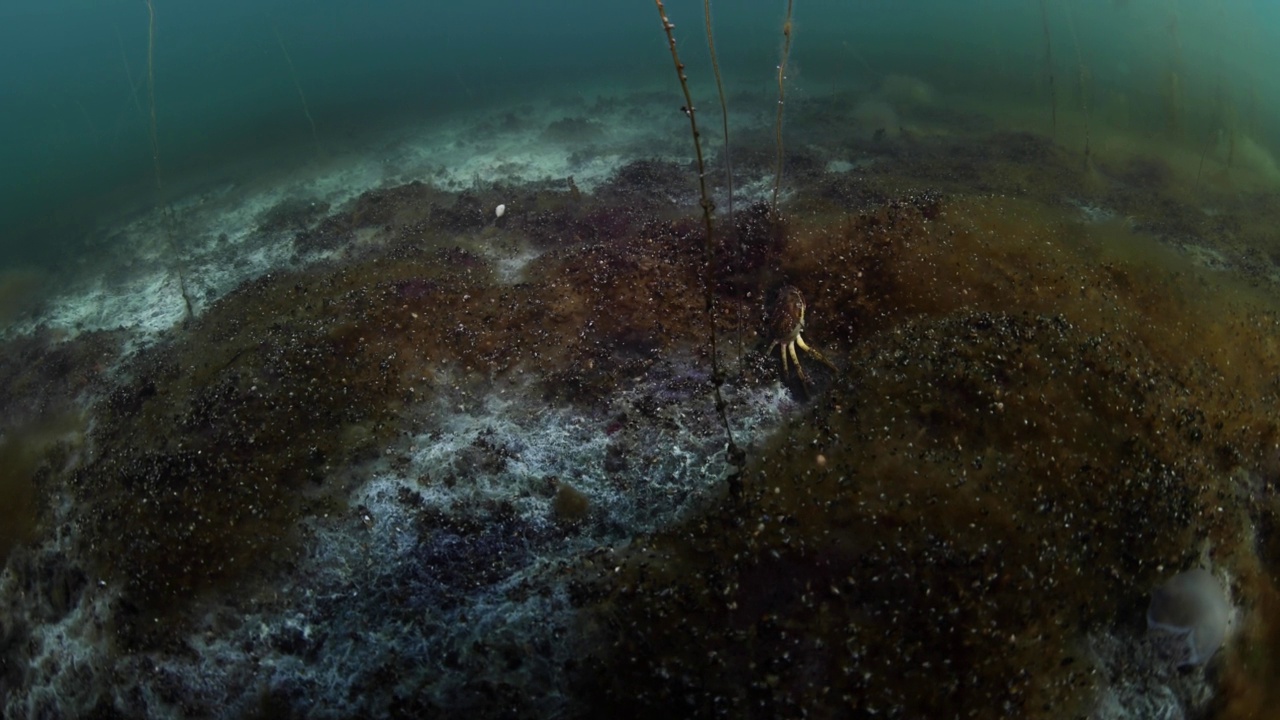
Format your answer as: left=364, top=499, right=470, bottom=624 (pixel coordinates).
left=768, top=285, right=807, bottom=346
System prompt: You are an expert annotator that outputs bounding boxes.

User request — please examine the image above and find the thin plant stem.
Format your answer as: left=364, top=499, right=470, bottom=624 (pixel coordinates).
left=145, top=0, right=162, bottom=191
left=771, top=0, right=795, bottom=216
left=703, top=0, right=732, bottom=227
left=1039, top=0, right=1057, bottom=139
left=144, top=0, right=194, bottom=322
left=652, top=0, right=744, bottom=486
left=272, top=23, right=321, bottom=157
left=703, top=0, right=741, bottom=374
left=1065, top=3, right=1091, bottom=169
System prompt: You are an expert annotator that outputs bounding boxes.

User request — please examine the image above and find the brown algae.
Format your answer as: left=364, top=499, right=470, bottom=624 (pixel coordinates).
left=4, top=123, right=1280, bottom=716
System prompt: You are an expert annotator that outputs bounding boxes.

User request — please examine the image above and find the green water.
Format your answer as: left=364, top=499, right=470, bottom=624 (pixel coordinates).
left=1, top=1, right=1275, bottom=268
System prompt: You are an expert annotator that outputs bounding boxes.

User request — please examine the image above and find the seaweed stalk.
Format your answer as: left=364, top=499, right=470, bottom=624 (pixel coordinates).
left=652, top=0, right=744, bottom=487
left=703, top=0, right=742, bottom=373
left=1039, top=0, right=1057, bottom=139
left=271, top=23, right=321, bottom=157
left=1065, top=3, right=1092, bottom=170
left=144, top=0, right=194, bottom=323
left=771, top=0, right=795, bottom=216
left=114, top=23, right=144, bottom=119
left=1165, top=0, right=1184, bottom=136
left=703, top=0, right=733, bottom=226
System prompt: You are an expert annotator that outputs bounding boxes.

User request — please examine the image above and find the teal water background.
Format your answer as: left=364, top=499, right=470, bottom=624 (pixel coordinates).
left=1, top=0, right=1276, bottom=267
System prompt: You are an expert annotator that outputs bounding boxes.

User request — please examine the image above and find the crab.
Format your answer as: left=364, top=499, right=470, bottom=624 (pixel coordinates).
left=767, top=285, right=837, bottom=384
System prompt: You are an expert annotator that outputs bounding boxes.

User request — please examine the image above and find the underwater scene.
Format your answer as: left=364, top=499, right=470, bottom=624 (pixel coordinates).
left=3, top=0, right=1280, bottom=717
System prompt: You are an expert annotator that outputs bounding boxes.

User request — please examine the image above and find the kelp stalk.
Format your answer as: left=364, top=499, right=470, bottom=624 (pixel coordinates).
left=652, top=0, right=744, bottom=485
left=771, top=0, right=795, bottom=215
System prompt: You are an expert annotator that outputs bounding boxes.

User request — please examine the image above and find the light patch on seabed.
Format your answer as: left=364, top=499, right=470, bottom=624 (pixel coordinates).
left=2, top=85, right=707, bottom=352
left=4, top=77, right=783, bottom=354
left=1086, top=560, right=1237, bottom=720
left=283, top=378, right=781, bottom=715
left=1067, top=197, right=1120, bottom=224
left=0, top=496, right=119, bottom=720
left=2, top=82, right=797, bottom=716
left=1179, top=243, right=1232, bottom=272
left=3, top=365, right=795, bottom=718
left=258, top=377, right=791, bottom=715
left=1086, top=630, right=1218, bottom=720
left=361, top=373, right=793, bottom=539
left=40, top=271, right=188, bottom=336
left=493, top=245, right=544, bottom=284
left=734, top=171, right=791, bottom=207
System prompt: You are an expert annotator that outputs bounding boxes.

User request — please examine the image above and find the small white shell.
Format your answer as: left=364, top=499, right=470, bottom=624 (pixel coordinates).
left=495, top=204, right=506, bottom=218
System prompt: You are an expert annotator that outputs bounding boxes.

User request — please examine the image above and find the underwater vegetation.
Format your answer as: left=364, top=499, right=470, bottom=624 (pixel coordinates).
left=559, top=10, right=1280, bottom=710
left=1, top=111, right=1277, bottom=716
left=564, top=166, right=1280, bottom=717
left=5, top=2, right=1280, bottom=718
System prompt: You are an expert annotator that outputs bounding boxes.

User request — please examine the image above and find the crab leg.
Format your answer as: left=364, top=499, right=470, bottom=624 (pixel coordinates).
left=788, top=342, right=807, bottom=383
left=796, top=335, right=837, bottom=371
